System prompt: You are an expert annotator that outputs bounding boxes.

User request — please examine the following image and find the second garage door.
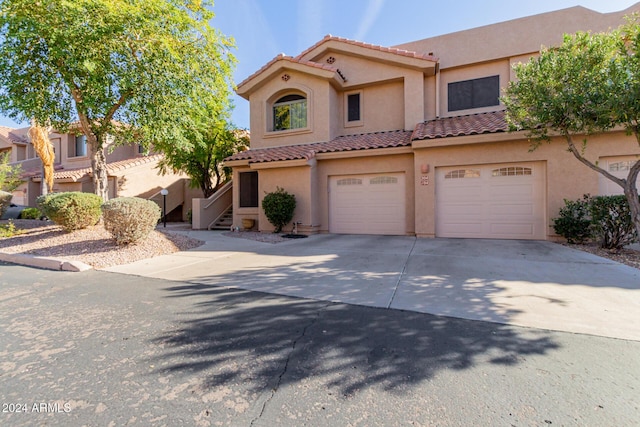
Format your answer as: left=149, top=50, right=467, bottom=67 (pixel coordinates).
left=436, top=162, right=546, bottom=240
left=329, top=173, right=405, bottom=235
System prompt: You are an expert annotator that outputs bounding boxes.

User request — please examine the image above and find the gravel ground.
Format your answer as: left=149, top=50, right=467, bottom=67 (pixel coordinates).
left=0, top=219, right=203, bottom=269
left=1, top=219, right=639, bottom=271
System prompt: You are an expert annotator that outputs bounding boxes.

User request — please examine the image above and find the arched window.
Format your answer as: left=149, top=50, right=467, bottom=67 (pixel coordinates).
left=273, top=94, right=307, bottom=131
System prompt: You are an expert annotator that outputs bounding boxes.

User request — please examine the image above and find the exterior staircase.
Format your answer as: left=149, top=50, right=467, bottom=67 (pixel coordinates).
left=210, top=206, right=233, bottom=230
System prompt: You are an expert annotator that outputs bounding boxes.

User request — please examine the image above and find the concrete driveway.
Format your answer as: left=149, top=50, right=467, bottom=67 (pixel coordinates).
left=105, top=232, right=640, bottom=341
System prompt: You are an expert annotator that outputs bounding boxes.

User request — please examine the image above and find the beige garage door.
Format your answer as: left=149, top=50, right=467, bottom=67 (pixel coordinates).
left=436, top=162, right=546, bottom=239
left=598, top=156, right=640, bottom=195
left=329, top=173, right=405, bottom=235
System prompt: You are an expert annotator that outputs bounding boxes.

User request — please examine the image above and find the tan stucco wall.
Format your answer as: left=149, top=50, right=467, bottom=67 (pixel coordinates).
left=114, top=162, right=187, bottom=199
left=413, top=131, right=640, bottom=238
left=259, top=165, right=313, bottom=233
left=394, top=4, right=639, bottom=69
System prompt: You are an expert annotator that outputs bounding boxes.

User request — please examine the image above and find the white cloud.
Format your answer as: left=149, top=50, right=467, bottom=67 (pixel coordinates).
left=354, top=0, right=385, bottom=41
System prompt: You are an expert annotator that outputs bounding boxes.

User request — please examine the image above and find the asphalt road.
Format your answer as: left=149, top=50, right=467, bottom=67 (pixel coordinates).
left=1, top=262, right=638, bottom=426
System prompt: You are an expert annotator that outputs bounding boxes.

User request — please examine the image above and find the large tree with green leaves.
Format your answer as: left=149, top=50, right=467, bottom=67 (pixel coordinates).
left=157, top=116, right=249, bottom=198
left=0, top=0, right=235, bottom=200
left=503, top=18, right=640, bottom=240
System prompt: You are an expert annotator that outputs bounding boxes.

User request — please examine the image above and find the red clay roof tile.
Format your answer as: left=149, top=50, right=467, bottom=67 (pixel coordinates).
left=411, top=111, right=507, bottom=140
left=225, top=130, right=413, bottom=164
left=24, top=154, right=163, bottom=181
left=296, top=35, right=438, bottom=62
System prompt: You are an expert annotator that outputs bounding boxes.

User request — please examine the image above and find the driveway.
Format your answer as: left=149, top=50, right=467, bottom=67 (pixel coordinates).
left=105, top=232, right=640, bottom=341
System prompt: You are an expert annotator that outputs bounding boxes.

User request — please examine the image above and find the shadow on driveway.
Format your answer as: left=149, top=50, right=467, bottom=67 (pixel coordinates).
left=150, top=284, right=559, bottom=397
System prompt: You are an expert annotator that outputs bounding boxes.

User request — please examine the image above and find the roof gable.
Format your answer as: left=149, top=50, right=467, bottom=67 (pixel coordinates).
left=236, top=54, right=341, bottom=99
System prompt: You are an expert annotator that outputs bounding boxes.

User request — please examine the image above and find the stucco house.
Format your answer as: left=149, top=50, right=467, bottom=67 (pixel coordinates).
left=225, top=4, right=640, bottom=240
left=0, top=125, right=191, bottom=215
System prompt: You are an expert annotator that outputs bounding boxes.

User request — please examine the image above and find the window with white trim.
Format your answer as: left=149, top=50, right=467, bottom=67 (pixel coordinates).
left=70, top=135, right=87, bottom=158
left=445, top=169, right=480, bottom=179
left=273, top=94, right=307, bottom=131
left=609, top=161, right=634, bottom=172
left=337, top=178, right=362, bottom=186
left=370, top=176, right=397, bottom=185
left=492, top=167, right=532, bottom=177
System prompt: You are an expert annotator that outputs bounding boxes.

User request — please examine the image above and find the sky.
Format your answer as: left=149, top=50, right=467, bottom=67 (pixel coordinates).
left=1, top=0, right=638, bottom=130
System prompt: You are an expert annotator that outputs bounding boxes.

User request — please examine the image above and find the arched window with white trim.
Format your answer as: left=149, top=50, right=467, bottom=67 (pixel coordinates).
left=273, top=94, right=307, bottom=131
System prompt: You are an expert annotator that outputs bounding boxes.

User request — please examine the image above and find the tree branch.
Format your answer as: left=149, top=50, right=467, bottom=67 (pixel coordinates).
left=565, top=133, right=627, bottom=189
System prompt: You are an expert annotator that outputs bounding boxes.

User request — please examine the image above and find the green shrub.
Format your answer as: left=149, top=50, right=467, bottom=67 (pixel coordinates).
left=19, top=207, right=41, bottom=219
left=553, top=195, right=593, bottom=244
left=101, top=197, right=161, bottom=245
left=589, top=195, right=637, bottom=249
left=0, top=190, right=12, bottom=218
left=262, top=187, right=296, bottom=233
left=37, top=192, right=102, bottom=232
left=0, top=220, right=23, bottom=237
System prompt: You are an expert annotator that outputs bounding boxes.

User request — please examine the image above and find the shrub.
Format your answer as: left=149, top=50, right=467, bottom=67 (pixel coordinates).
left=37, top=192, right=102, bottom=232
left=0, top=220, right=23, bottom=237
left=262, top=187, right=296, bottom=233
left=589, top=195, right=637, bottom=249
left=19, top=207, right=42, bottom=219
left=101, top=197, right=161, bottom=245
left=0, top=190, right=12, bottom=218
left=553, top=195, right=593, bottom=244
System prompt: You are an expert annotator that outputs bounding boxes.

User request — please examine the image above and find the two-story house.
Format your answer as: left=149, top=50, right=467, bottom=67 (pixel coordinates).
left=0, top=125, right=189, bottom=211
left=226, top=3, right=640, bottom=240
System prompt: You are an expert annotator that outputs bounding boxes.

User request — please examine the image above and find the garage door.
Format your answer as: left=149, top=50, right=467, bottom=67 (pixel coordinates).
left=436, top=162, right=546, bottom=239
left=598, top=156, right=640, bottom=195
left=329, top=173, right=405, bottom=235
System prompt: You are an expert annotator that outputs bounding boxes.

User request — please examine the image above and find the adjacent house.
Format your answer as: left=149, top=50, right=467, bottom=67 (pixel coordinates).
left=0, top=125, right=192, bottom=217
left=225, top=3, right=640, bottom=240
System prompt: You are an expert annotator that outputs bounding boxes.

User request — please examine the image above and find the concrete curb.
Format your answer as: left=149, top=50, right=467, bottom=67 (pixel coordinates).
left=0, top=252, right=93, bottom=272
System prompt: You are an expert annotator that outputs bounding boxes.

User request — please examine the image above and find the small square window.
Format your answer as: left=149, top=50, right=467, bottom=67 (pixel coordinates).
left=71, top=135, right=87, bottom=157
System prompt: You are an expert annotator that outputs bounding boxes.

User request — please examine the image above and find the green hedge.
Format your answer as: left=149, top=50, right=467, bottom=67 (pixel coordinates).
left=101, top=197, right=161, bottom=245
left=37, top=192, right=102, bottom=232
left=553, top=194, right=638, bottom=249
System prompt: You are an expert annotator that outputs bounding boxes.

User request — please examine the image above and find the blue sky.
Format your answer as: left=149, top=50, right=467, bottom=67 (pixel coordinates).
left=1, top=0, right=638, bottom=130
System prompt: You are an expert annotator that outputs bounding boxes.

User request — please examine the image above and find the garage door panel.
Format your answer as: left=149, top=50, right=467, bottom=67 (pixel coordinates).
left=330, top=174, right=405, bottom=235
left=436, top=162, right=545, bottom=240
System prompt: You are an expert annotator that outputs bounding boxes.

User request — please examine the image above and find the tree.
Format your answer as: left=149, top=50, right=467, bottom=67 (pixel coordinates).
left=157, top=117, right=249, bottom=198
left=0, top=0, right=235, bottom=200
left=503, top=18, right=640, bottom=240
left=0, top=151, right=21, bottom=192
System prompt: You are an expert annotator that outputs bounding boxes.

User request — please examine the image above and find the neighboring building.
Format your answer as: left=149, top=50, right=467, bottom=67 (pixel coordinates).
left=225, top=3, right=640, bottom=240
left=0, top=125, right=189, bottom=212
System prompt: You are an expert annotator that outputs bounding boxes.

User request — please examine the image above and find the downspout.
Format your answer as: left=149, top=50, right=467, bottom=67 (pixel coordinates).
left=435, top=62, right=441, bottom=119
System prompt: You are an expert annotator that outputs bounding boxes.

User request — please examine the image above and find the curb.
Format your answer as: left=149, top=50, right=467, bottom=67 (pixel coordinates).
left=0, top=252, right=93, bottom=272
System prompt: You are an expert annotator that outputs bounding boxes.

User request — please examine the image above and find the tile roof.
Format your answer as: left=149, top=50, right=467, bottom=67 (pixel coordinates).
left=23, top=154, right=164, bottom=181
left=411, top=110, right=507, bottom=140
left=296, top=35, right=438, bottom=62
left=225, top=130, right=413, bottom=164
left=0, top=126, right=29, bottom=144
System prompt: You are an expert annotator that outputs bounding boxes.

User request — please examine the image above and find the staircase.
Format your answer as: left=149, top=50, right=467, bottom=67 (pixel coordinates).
left=210, top=206, right=233, bottom=230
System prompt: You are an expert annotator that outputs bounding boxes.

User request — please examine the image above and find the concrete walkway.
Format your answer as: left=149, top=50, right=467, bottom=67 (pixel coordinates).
left=104, top=230, right=640, bottom=341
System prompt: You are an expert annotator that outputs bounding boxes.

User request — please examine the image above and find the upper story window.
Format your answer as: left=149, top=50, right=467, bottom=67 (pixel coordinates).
left=273, top=94, right=307, bottom=131
left=70, top=134, right=87, bottom=158
left=448, top=75, right=500, bottom=112
left=347, top=93, right=361, bottom=122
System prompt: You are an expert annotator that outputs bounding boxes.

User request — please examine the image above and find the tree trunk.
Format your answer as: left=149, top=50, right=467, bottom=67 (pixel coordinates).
left=89, top=138, right=109, bottom=201
left=625, top=162, right=640, bottom=241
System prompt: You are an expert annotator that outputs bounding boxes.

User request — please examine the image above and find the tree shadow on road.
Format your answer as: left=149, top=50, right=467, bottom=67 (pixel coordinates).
left=149, top=282, right=559, bottom=397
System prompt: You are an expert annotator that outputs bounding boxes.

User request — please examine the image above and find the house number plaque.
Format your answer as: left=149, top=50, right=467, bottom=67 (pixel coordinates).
left=420, top=176, right=429, bottom=185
